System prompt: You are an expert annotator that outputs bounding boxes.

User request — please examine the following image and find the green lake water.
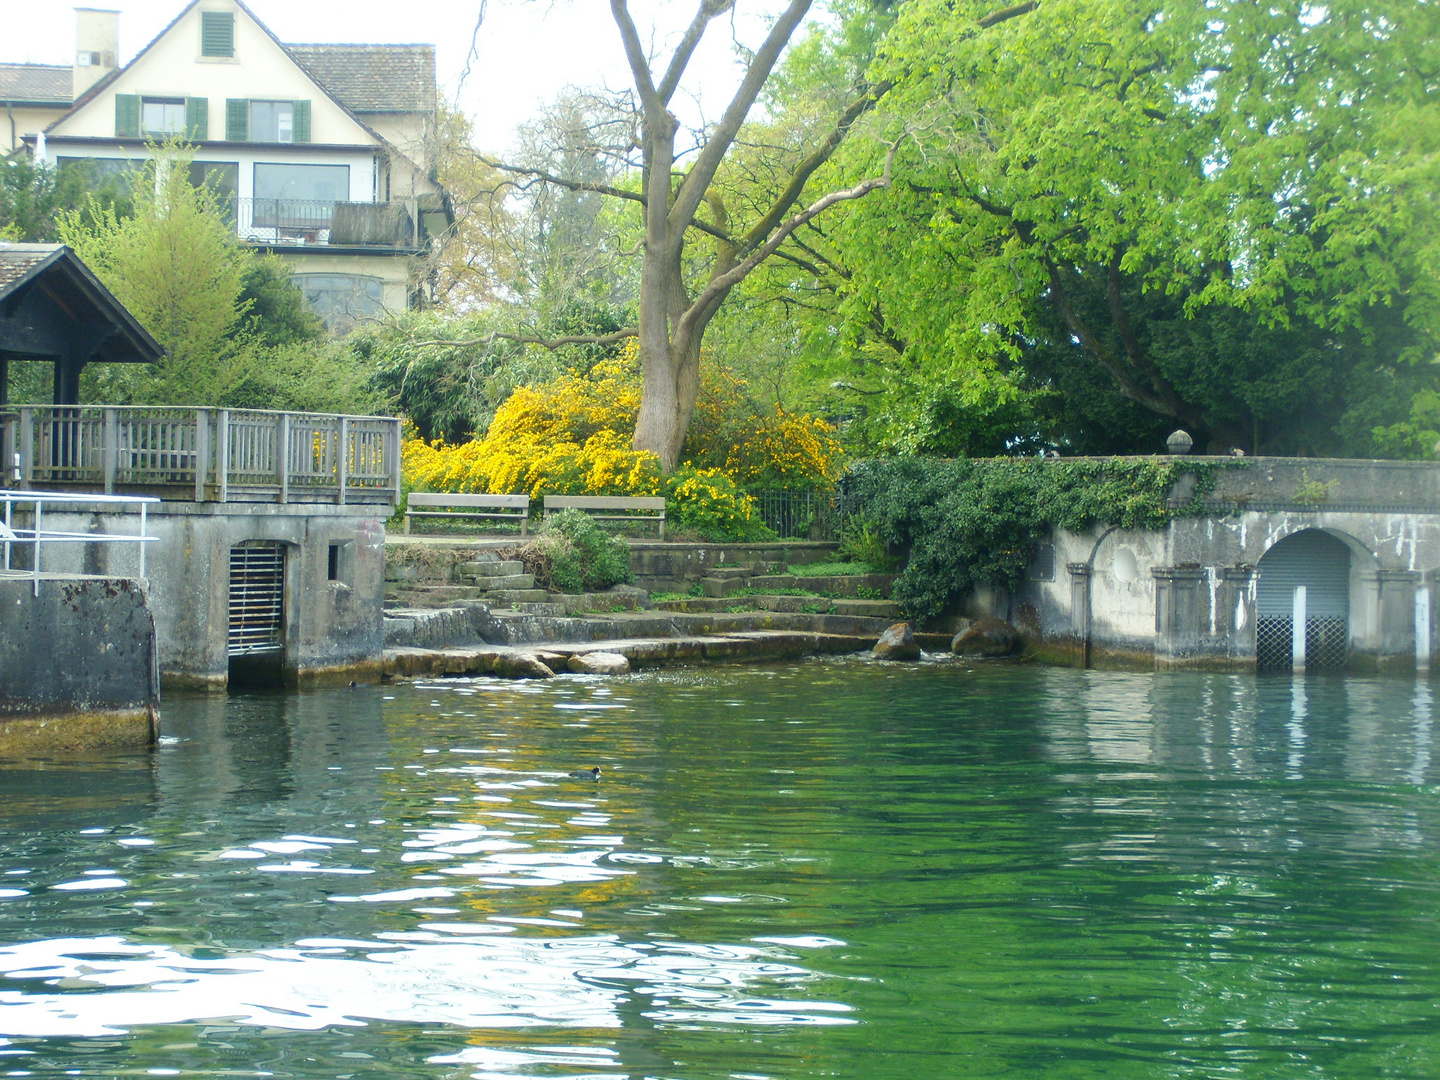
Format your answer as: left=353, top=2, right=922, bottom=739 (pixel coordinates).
left=1, top=659, right=1439, bottom=1078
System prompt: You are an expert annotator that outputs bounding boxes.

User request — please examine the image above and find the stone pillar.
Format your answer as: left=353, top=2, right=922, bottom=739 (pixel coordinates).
left=1067, top=562, right=1091, bottom=668
left=1378, top=569, right=1419, bottom=672
left=1422, top=570, right=1440, bottom=675
left=1221, top=565, right=1257, bottom=666
left=1152, top=566, right=1208, bottom=668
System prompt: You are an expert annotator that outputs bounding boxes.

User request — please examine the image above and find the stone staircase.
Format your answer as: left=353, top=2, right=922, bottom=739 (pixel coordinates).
left=653, top=562, right=905, bottom=620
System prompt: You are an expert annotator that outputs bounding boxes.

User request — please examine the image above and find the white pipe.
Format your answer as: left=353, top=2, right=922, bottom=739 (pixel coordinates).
left=1292, top=585, right=1307, bottom=674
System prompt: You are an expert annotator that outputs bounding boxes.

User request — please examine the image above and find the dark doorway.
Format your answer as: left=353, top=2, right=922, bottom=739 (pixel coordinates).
left=228, top=541, right=286, bottom=688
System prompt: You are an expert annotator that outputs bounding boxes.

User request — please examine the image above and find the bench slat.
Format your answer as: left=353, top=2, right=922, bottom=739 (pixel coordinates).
left=408, top=492, right=530, bottom=509
left=544, top=495, right=666, bottom=511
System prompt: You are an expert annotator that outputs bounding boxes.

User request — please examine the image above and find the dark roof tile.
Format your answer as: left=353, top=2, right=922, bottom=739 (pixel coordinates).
left=287, top=44, right=435, bottom=113
left=0, top=63, right=72, bottom=105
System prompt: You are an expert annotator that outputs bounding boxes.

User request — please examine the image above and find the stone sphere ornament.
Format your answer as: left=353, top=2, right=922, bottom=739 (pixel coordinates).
left=1166, top=429, right=1194, bottom=455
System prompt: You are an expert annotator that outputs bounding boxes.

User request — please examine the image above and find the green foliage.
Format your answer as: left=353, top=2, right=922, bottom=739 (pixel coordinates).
left=663, top=465, right=774, bottom=543
left=836, top=515, right=894, bottom=570
left=847, top=457, right=1241, bottom=623
left=1, top=156, right=131, bottom=242
left=790, top=560, right=880, bottom=578
left=239, top=256, right=326, bottom=348
left=531, top=508, right=633, bottom=593
left=59, top=145, right=250, bottom=404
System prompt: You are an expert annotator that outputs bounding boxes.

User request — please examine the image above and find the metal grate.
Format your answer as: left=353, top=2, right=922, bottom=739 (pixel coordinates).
left=228, top=543, right=285, bottom=656
left=1256, top=615, right=1348, bottom=672
left=1257, top=616, right=1293, bottom=672
left=1306, top=616, right=1348, bottom=671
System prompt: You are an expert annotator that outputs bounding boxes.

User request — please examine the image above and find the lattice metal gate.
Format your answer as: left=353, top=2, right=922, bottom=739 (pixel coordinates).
left=228, top=542, right=285, bottom=657
left=1255, top=530, right=1350, bottom=672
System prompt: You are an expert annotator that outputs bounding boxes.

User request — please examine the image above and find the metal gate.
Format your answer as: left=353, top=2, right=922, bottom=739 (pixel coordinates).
left=1255, top=530, right=1350, bottom=672
left=228, top=542, right=285, bottom=656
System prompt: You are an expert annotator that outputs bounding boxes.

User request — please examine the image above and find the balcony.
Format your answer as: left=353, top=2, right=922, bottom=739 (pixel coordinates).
left=0, top=407, right=401, bottom=506
left=234, top=198, right=423, bottom=250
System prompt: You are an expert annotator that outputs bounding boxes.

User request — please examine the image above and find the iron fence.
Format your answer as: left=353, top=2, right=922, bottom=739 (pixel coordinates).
left=747, top=489, right=854, bottom=541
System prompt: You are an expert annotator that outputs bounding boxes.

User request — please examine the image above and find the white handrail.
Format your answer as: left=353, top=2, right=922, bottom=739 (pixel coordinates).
left=0, top=489, right=158, bottom=596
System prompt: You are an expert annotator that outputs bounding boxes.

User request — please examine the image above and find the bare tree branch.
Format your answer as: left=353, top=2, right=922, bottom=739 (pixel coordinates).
left=408, top=328, right=638, bottom=352
left=978, top=1, right=1038, bottom=29
left=479, top=157, right=646, bottom=206
left=658, top=1, right=737, bottom=106
left=668, top=0, right=813, bottom=246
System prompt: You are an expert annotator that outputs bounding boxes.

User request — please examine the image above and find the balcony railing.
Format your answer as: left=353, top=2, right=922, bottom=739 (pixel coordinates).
left=234, top=198, right=421, bottom=249
left=0, top=407, right=401, bottom=506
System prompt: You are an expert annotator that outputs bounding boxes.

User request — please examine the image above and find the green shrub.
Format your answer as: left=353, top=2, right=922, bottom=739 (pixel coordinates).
left=521, top=509, right=633, bottom=593
left=846, top=457, right=1241, bottom=624
left=664, top=465, right=774, bottom=542
left=836, top=515, right=894, bottom=570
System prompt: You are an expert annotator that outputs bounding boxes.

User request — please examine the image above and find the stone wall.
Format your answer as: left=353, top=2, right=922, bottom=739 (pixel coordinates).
left=0, top=575, right=158, bottom=750
left=17, top=503, right=387, bottom=688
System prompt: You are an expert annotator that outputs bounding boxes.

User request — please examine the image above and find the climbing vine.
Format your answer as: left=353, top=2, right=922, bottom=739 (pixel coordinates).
left=845, top=457, right=1243, bottom=623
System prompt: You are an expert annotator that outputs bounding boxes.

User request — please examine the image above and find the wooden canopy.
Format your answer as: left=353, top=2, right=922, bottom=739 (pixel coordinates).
left=0, top=243, right=164, bottom=405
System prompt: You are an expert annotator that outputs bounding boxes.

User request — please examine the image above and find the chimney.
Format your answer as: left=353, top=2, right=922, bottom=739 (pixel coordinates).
left=73, top=8, right=120, bottom=98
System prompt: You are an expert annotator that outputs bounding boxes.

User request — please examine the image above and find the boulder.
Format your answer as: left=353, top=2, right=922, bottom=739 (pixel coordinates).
left=872, top=622, right=922, bottom=661
left=492, top=653, right=555, bottom=679
left=568, top=651, right=632, bottom=675
left=952, top=616, right=1019, bottom=657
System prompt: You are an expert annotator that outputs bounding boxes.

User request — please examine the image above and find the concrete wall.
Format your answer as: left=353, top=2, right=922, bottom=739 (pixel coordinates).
left=24, top=503, right=387, bottom=688
left=0, top=575, right=158, bottom=750
left=1005, top=458, right=1440, bottom=672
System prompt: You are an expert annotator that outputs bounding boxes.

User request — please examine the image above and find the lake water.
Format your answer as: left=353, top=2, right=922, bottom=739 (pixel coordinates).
left=1, top=660, right=1439, bottom=1078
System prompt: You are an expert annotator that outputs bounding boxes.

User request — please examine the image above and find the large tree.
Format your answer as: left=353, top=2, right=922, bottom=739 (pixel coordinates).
left=811, top=0, right=1440, bottom=454
left=481, top=0, right=918, bottom=470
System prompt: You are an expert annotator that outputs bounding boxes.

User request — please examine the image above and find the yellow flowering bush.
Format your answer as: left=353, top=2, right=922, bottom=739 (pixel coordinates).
left=401, top=343, right=839, bottom=540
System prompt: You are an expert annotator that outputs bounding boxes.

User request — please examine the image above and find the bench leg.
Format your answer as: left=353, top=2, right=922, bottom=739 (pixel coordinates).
left=659, top=518, right=665, bottom=541
left=521, top=516, right=528, bottom=537
left=404, top=514, right=411, bottom=535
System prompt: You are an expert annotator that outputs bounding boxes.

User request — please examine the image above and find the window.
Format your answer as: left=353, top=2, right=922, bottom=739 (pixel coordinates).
left=292, top=274, right=384, bottom=332
left=252, top=163, right=349, bottom=230
left=251, top=100, right=292, bottom=143
left=200, top=11, right=234, bottom=57
left=142, top=98, right=186, bottom=136
left=188, top=160, right=239, bottom=223
left=327, top=542, right=350, bottom=583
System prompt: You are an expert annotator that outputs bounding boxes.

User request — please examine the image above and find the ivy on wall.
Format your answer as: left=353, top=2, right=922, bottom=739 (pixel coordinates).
left=845, top=457, right=1242, bottom=623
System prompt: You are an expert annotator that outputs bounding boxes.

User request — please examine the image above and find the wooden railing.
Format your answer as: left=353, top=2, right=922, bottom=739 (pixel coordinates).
left=0, top=407, right=401, bottom=506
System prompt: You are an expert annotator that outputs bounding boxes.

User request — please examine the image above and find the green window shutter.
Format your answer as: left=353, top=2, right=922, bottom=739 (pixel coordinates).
left=291, top=100, right=311, bottom=143
left=200, top=12, right=234, bottom=57
left=185, top=97, right=208, bottom=141
left=115, top=94, right=140, bottom=138
left=225, top=98, right=248, bottom=141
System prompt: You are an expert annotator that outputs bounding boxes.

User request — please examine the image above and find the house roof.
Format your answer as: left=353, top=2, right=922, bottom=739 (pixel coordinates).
left=0, top=243, right=165, bottom=365
left=0, top=63, right=72, bottom=105
left=287, top=44, right=436, bottom=113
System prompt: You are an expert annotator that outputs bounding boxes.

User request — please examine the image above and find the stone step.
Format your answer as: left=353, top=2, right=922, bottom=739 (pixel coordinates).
left=385, top=583, right=486, bottom=604
left=491, top=603, right=569, bottom=617
left=830, top=598, right=904, bottom=618
left=749, top=573, right=897, bottom=599
left=699, top=577, right=747, bottom=598
left=458, top=560, right=526, bottom=579
left=485, top=588, right=553, bottom=605
left=475, top=574, right=536, bottom=592
left=707, top=564, right=757, bottom=580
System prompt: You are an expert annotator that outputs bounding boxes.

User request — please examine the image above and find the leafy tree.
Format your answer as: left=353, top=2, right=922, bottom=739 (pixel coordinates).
left=820, top=0, right=1440, bottom=453
left=238, top=255, right=326, bottom=349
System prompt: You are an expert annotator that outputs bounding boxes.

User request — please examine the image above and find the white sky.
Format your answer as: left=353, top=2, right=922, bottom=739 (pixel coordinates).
left=2, top=0, right=786, bottom=152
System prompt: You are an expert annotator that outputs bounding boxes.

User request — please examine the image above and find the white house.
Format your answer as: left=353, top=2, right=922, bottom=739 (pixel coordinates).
left=24, top=1, right=449, bottom=328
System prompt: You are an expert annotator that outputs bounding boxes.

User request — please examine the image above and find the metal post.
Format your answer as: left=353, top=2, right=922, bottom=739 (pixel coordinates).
left=194, top=409, right=209, bottom=502
left=19, top=408, right=32, bottom=487
left=1417, top=586, right=1431, bottom=675
left=1292, top=584, right=1307, bottom=674
left=391, top=418, right=402, bottom=505
left=138, top=501, right=147, bottom=580
left=2, top=412, right=14, bottom=486
left=103, top=407, right=118, bottom=494
left=217, top=409, right=230, bottom=503
left=337, top=417, right=349, bottom=504
left=3, top=496, right=10, bottom=571
left=278, top=412, right=290, bottom=504
left=32, top=497, right=41, bottom=596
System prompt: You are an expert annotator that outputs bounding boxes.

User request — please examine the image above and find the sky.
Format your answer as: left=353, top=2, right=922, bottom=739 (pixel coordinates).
left=2, top=0, right=783, bottom=152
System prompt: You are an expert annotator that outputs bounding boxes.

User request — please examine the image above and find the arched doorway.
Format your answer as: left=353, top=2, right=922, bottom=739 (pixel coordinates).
left=1256, top=530, right=1351, bottom=672
left=228, top=540, right=287, bottom=687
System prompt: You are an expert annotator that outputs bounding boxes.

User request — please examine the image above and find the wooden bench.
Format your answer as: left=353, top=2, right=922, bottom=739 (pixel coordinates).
left=543, top=495, right=667, bottom=539
left=404, top=492, right=530, bottom=535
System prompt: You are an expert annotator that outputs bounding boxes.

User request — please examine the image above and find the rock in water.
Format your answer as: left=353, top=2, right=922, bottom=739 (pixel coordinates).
left=492, top=653, right=555, bottom=679
left=952, top=617, right=1019, bottom=657
left=568, top=652, right=631, bottom=675
left=872, top=622, right=922, bottom=661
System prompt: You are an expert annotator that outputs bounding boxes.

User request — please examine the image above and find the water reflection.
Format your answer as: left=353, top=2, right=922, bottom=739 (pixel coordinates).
left=0, top=664, right=1437, bottom=1078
